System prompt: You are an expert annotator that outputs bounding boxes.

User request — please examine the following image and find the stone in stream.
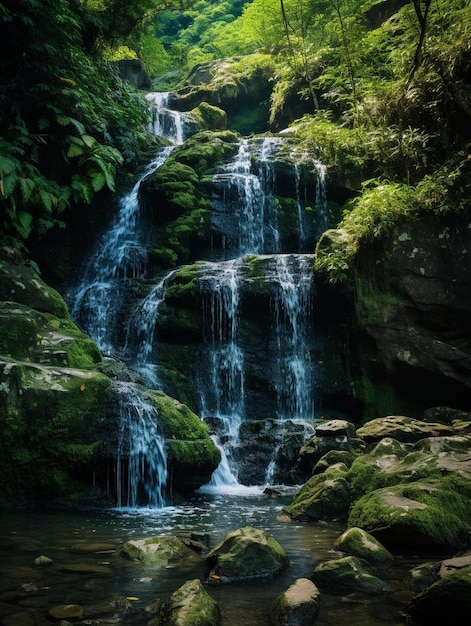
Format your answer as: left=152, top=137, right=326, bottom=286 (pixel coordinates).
left=48, top=603, right=84, bottom=621
left=272, top=577, right=320, bottom=625
left=311, top=556, right=389, bottom=593
left=148, top=579, right=221, bottom=626
left=205, top=526, right=289, bottom=583
left=333, top=527, right=393, bottom=565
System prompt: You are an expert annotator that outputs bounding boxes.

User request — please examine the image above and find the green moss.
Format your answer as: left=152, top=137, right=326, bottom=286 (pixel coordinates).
left=150, top=390, right=208, bottom=440
left=348, top=477, right=471, bottom=550
left=206, top=526, right=289, bottom=580
left=0, top=362, right=112, bottom=506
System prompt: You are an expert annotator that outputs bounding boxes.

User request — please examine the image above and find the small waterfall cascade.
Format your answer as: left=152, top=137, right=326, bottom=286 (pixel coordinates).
left=114, top=382, right=167, bottom=508
left=211, top=137, right=282, bottom=257
left=124, top=269, right=177, bottom=388
left=69, top=95, right=190, bottom=506
left=146, top=92, right=190, bottom=145
left=272, top=255, right=315, bottom=421
left=198, top=259, right=244, bottom=487
left=71, top=147, right=173, bottom=355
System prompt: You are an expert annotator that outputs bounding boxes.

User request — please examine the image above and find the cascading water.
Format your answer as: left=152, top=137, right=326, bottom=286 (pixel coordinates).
left=114, top=382, right=167, bottom=508
left=198, top=259, right=244, bottom=487
left=70, top=147, right=173, bottom=355
left=124, top=269, right=177, bottom=388
left=211, top=137, right=282, bottom=257
left=69, top=95, right=190, bottom=507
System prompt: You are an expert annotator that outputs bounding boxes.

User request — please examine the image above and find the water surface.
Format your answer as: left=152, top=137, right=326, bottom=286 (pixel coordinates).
left=0, top=488, right=417, bottom=625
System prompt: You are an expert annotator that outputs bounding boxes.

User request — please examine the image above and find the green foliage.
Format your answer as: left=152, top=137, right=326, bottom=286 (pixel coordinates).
left=0, top=0, right=150, bottom=250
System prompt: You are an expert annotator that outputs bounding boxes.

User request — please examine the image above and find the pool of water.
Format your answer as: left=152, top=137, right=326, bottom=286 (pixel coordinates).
left=0, top=487, right=418, bottom=625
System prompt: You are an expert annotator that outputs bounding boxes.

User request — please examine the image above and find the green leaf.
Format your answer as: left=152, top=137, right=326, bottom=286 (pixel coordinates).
left=16, top=211, right=33, bottom=238
left=67, top=143, right=84, bottom=158
left=90, top=171, right=106, bottom=192
left=81, top=134, right=96, bottom=148
left=0, top=156, right=17, bottom=176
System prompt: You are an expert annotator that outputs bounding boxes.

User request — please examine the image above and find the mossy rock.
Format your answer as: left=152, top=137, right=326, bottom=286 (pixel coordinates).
left=347, top=477, right=471, bottom=552
left=0, top=255, right=68, bottom=318
left=191, top=102, right=227, bottom=131
left=120, top=536, right=195, bottom=565
left=333, top=527, right=393, bottom=564
left=154, top=579, right=221, bottom=626
left=205, top=526, right=289, bottom=582
left=283, top=471, right=351, bottom=522
left=406, top=565, right=471, bottom=623
left=149, top=390, right=220, bottom=491
left=311, top=556, right=389, bottom=593
left=313, top=449, right=355, bottom=474
left=346, top=435, right=471, bottom=500
left=356, top=416, right=453, bottom=444
left=273, top=578, right=320, bottom=626
left=0, top=360, right=112, bottom=507
left=0, top=301, right=102, bottom=368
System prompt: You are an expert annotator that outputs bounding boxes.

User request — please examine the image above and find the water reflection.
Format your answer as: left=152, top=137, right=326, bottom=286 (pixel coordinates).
left=0, top=491, right=412, bottom=626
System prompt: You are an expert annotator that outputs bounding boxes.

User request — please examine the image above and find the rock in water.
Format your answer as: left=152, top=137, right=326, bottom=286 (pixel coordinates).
left=205, top=526, right=289, bottom=583
left=151, top=579, right=221, bottom=626
left=273, top=577, right=320, bottom=626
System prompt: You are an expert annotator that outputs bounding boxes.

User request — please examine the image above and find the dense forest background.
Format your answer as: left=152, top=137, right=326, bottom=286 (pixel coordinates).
left=1, top=0, right=470, bottom=283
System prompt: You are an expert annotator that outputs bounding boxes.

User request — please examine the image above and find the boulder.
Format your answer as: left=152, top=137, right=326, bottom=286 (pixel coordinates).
left=356, top=416, right=453, bottom=444
left=314, top=419, right=357, bottom=439
left=205, top=526, right=289, bottom=583
left=311, top=556, right=389, bottom=593
left=313, top=450, right=355, bottom=474
left=120, top=536, right=196, bottom=565
left=282, top=471, right=351, bottom=522
left=151, top=579, right=221, bottom=626
left=150, top=391, right=221, bottom=491
left=347, top=435, right=471, bottom=499
left=333, top=527, right=393, bottom=564
left=48, top=604, right=84, bottom=621
left=273, top=578, right=320, bottom=626
left=406, top=565, right=471, bottom=623
left=347, top=477, right=471, bottom=551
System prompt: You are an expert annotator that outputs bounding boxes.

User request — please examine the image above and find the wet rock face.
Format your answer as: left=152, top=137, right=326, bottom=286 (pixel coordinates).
left=367, top=215, right=471, bottom=409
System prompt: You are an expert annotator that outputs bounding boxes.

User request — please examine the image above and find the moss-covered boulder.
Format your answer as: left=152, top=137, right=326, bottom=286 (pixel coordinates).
left=347, top=435, right=471, bottom=500
left=120, top=536, right=195, bottom=566
left=347, top=477, right=471, bottom=552
left=311, top=556, right=389, bottom=593
left=150, top=579, right=221, bottom=626
left=282, top=470, right=351, bottom=522
left=333, top=527, right=393, bottom=564
left=405, top=565, right=471, bottom=624
left=150, top=390, right=220, bottom=491
left=272, top=578, right=320, bottom=626
left=205, top=526, right=289, bottom=583
left=0, top=249, right=68, bottom=318
left=298, top=420, right=358, bottom=476
left=0, top=301, right=101, bottom=368
left=356, top=416, right=453, bottom=444
left=0, top=359, right=112, bottom=507
left=313, top=449, right=355, bottom=474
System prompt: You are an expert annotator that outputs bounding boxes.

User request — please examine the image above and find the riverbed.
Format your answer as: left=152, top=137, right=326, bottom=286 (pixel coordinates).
left=0, top=487, right=420, bottom=625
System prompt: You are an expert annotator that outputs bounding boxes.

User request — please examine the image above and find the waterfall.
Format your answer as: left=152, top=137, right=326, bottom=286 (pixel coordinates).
left=272, top=254, right=314, bottom=421
left=146, top=92, right=189, bottom=145
left=198, top=259, right=244, bottom=486
left=124, top=269, right=177, bottom=388
left=69, top=94, right=188, bottom=506
left=211, top=137, right=282, bottom=257
left=70, top=147, right=173, bottom=355
left=114, top=382, right=167, bottom=508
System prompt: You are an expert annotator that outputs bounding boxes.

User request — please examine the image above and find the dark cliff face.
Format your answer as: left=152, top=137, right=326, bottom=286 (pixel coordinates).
left=317, top=212, right=471, bottom=420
